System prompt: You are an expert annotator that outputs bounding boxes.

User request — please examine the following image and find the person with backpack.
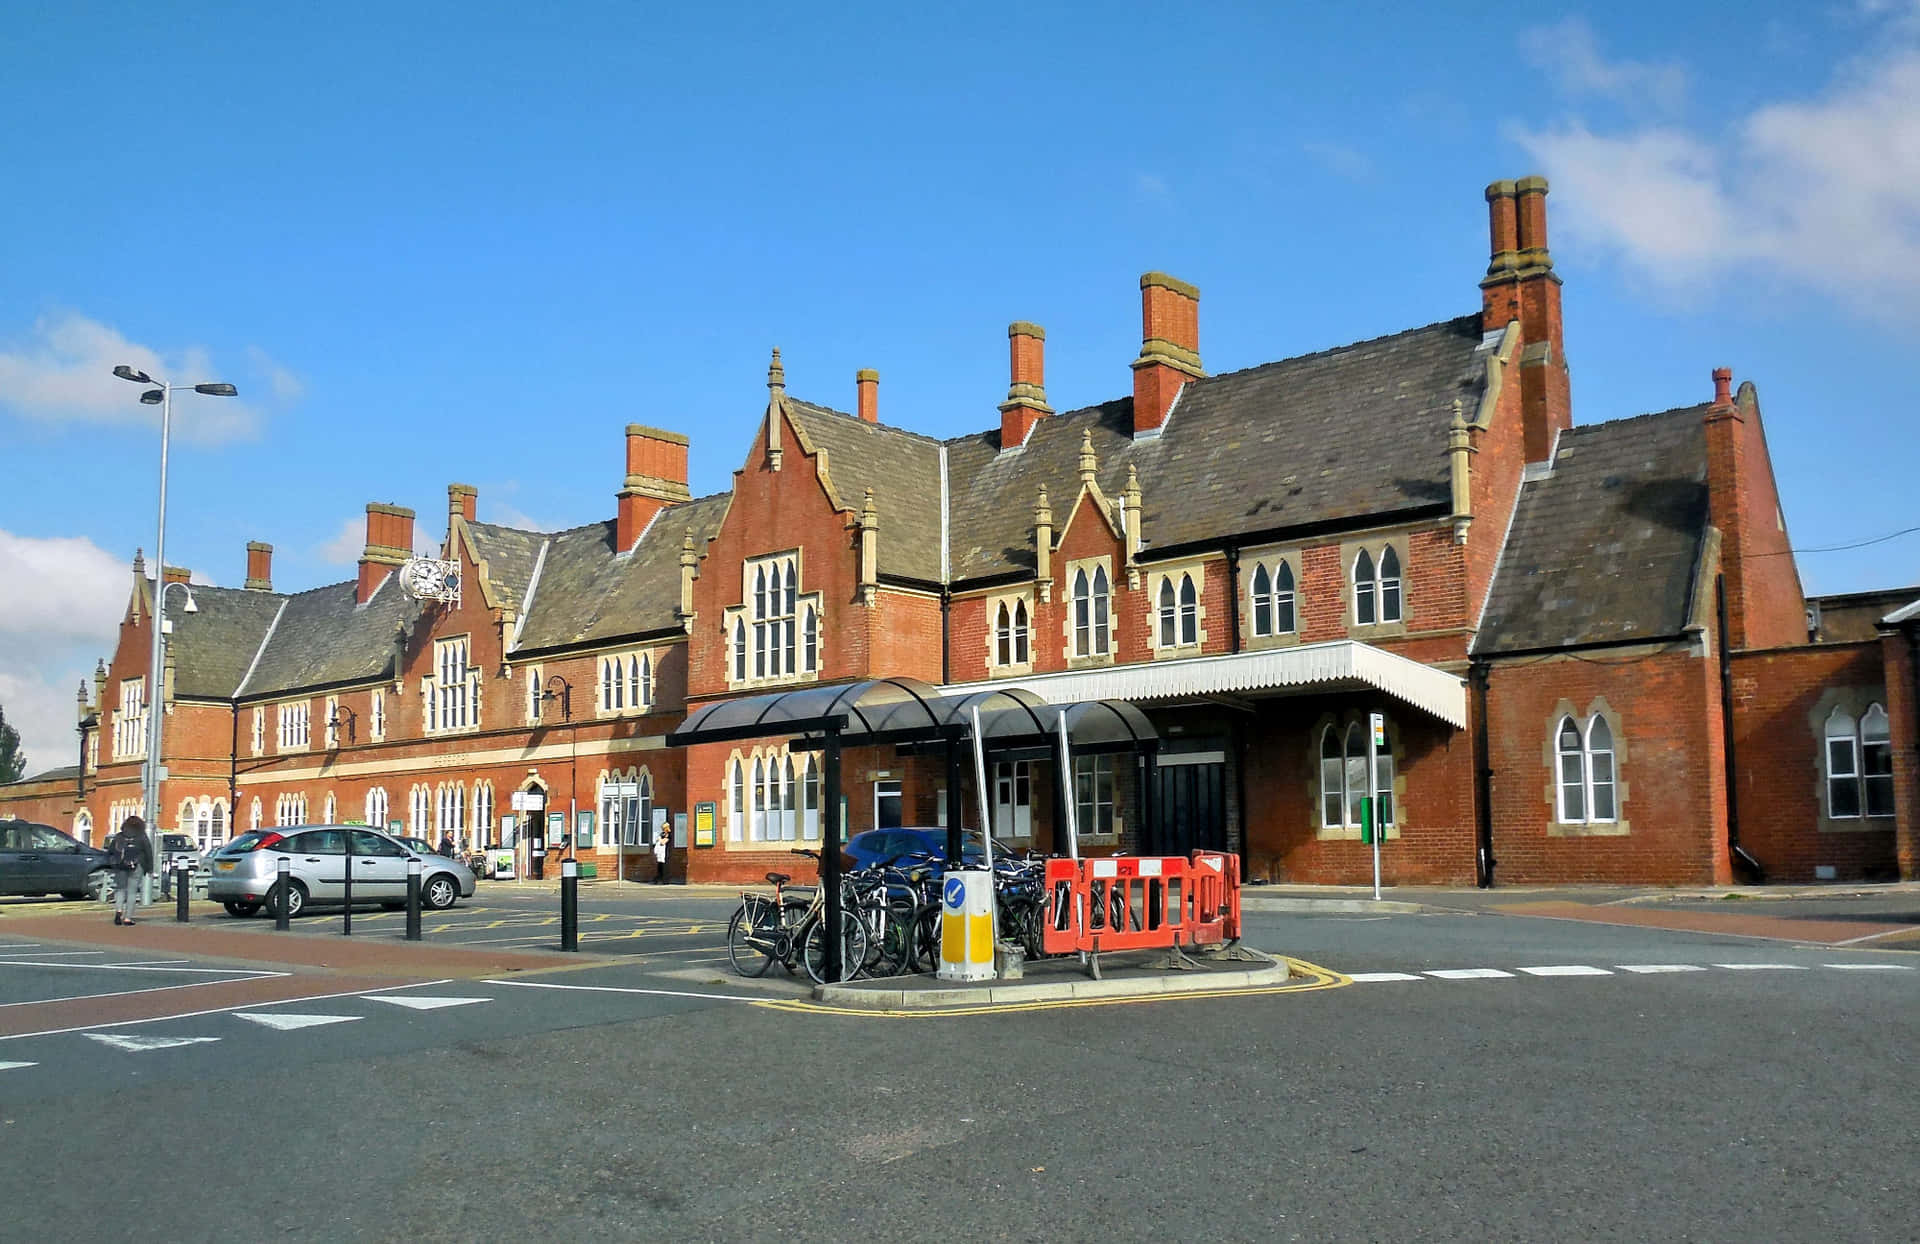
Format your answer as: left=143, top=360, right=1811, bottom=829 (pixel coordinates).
left=108, top=815, right=155, bottom=927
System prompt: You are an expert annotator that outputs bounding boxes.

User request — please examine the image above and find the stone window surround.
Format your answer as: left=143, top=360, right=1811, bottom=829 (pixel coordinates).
left=1810, top=686, right=1896, bottom=832
left=1145, top=561, right=1209, bottom=659
left=986, top=590, right=1035, bottom=674
left=722, top=549, right=825, bottom=691
left=596, top=650, right=656, bottom=717
left=1311, top=709, right=1403, bottom=842
left=1242, top=547, right=1302, bottom=650
left=1341, top=533, right=1410, bottom=638
left=1542, top=697, right=1631, bottom=837
left=1063, top=555, right=1115, bottom=669
left=424, top=634, right=481, bottom=736
left=723, top=745, right=822, bottom=848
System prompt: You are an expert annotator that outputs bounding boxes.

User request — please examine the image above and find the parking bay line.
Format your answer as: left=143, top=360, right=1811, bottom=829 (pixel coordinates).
left=482, top=978, right=761, bottom=1004
left=0, top=959, right=279, bottom=975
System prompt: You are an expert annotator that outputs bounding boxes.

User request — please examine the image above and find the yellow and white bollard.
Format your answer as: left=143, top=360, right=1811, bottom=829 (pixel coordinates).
left=937, top=869, right=996, bottom=982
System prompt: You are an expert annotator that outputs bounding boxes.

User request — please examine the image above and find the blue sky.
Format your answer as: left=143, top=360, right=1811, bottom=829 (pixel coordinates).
left=4, top=1, right=1918, bottom=771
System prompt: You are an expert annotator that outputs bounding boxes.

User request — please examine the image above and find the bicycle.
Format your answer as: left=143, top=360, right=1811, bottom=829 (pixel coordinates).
left=726, top=849, right=869, bottom=984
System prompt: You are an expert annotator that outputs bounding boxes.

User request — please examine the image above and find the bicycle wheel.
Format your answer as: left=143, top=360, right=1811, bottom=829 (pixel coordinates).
left=726, top=904, right=776, bottom=978
left=803, top=909, right=870, bottom=984
left=778, top=897, right=811, bottom=975
left=875, top=894, right=919, bottom=976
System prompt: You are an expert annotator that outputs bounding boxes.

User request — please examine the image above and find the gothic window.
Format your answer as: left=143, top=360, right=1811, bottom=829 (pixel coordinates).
left=1072, top=565, right=1110, bottom=657
left=1354, top=550, right=1376, bottom=626
left=1320, top=720, right=1395, bottom=831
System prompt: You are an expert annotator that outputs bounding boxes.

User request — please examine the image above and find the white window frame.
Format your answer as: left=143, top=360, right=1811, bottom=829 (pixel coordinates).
left=277, top=701, right=310, bottom=752
left=528, top=666, right=544, bottom=724
left=1826, top=704, right=1894, bottom=820
left=1319, top=720, right=1394, bottom=833
left=114, top=677, right=147, bottom=760
left=426, top=636, right=479, bottom=734
left=1353, top=545, right=1404, bottom=628
left=1555, top=714, right=1619, bottom=826
left=370, top=691, right=386, bottom=741
left=993, top=760, right=1033, bottom=843
left=1070, top=562, right=1111, bottom=658
left=324, top=696, right=339, bottom=749
left=251, top=707, right=264, bottom=755
left=366, top=786, right=390, bottom=831
left=473, top=783, right=495, bottom=846
left=1073, top=755, right=1117, bottom=839
left=1249, top=559, right=1296, bottom=638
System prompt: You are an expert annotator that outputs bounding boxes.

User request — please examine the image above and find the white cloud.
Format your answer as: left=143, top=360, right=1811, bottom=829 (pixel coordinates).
left=1520, top=17, right=1689, bottom=114
left=1302, top=140, right=1374, bottom=183
left=0, top=313, right=265, bottom=445
left=1515, top=45, right=1920, bottom=325
left=0, top=530, right=126, bottom=780
left=487, top=504, right=552, bottom=533
left=1133, top=172, right=1170, bottom=199
left=317, top=514, right=439, bottom=566
left=245, top=345, right=305, bottom=402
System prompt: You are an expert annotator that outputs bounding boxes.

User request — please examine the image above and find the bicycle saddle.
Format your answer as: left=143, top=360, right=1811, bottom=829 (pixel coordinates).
left=764, top=871, right=792, bottom=886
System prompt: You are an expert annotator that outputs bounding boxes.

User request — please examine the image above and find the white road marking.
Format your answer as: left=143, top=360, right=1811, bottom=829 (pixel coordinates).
left=1517, top=965, right=1613, bottom=977
left=1822, top=963, right=1913, bottom=971
left=365, top=995, right=492, bottom=1011
left=83, top=1033, right=222, bottom=1052
left=0, top=1060, right=37, bottom=1071
left=234, top=1012, right=363, bottom=1031
left=0, top=960, right=277, bottom=975
left=482, top=979, right=761, bottom=1003
left=1348, top=972, right=1424, bottom=983
left=1713, top=963, right=1808, bottom=971
left=1425, top=968, right=1514, bottom=980
left=1616, top=964, right=1707, bottom=973
left=0, top=977, right=448, bottom=1042
left=0, top=949, right=91, bottom=959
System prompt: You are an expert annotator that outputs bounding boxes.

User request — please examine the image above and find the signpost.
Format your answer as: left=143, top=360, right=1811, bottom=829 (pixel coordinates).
left=1368, top=711, right=1384, bottom=901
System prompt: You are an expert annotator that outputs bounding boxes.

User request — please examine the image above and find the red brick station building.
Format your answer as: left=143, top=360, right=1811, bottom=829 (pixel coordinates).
left=7, top=176, right=1917, bottom=888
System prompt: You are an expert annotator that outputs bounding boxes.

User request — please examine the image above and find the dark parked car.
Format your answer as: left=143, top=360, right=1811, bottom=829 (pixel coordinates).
left=0, top=819, right=114, bottom=900
left=842, top=828, right=1018, bottom=872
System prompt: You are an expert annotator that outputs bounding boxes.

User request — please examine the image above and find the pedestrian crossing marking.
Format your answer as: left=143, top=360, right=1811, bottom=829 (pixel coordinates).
left=1616, top=964, right=1707, bottom=973
left=1426, top=968, right=1513, bottom=980
left=0, top=1061, right=37, bottom=1071
left=1821, top=963, right=1911, bottom=971
left=1348, top=972, right=1423, bottom=982
left=1517, top=965, right=1612, bottom=977
left=1713, top=963, right=1807, bottom=971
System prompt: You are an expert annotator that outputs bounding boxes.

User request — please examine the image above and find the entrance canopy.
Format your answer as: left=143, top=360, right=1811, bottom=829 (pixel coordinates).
left=667, top=676, right=1158, bottom=754
left=953, top=640, right=1467, bottom=729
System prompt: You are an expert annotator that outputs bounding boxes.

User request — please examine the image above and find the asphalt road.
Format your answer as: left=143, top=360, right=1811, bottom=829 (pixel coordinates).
left=1, top=890, right=1915, bottom=1241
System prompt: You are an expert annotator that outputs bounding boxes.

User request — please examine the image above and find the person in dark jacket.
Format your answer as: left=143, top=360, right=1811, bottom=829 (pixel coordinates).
left=437, top=833, right=456, bottom=858
left=108, top=815, right=155, bottom=927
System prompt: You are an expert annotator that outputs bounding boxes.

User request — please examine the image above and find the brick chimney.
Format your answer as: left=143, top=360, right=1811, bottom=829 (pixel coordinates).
left=448, top=483, right=477, bottom=524
left=616, top=425, right=691, bottom=551
left=999, top=322, right=1052, bottom=450
left=1480, top=176, right=1571, bottom=463
left=1704, top=366, right=1748, bottom=647
left=1130, top=273, right=1203, bottom=436
left=162, top=565, right=191, bottom=585
left=856, top=369, right=879, bottom=423
left=358, top=503, right=415, bottom=604
left=244, top=541, right=273, bottom=591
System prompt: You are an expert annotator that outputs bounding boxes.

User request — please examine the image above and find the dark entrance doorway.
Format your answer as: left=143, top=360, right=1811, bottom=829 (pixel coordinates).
left=1151, top=753, right=1227, bottom=856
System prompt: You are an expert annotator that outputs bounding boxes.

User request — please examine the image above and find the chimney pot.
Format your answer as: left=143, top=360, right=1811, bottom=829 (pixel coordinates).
left=448, top=483, right=477, bottom=523
left=1712, top=367, right=1734, bottom=408
left=856, top=369, right=879, bottom=423
left=1131, top=273, right=1203, bottom=436
left=358, top=503, right=415, bottom=604
left=163, top=565, right=191, bottom=585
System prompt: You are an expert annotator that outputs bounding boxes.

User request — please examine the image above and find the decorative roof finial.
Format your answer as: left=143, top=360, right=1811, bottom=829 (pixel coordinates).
left=1078, top=429, right=1097, bottom=484
left=1034, top=484, right=1052, bottom=526
left=679, top=529, right=697, bottom=568
left=767, top=347, right=785, bottom=393
left=859, top=487, right=879, bottom=528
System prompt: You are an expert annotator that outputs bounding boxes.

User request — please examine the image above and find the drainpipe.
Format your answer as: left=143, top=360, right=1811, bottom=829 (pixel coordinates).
left=1470, top=660, right=1495, bottom=888
left=939, top=588, right=951, bottom=686
left=229, top=702, right=241, bottom=833
left=1719, top=575, right=1764, bottom=883
left=1225, top=543, right=1242, bottom=656
left=1225, top=543, right=1251, bottom=874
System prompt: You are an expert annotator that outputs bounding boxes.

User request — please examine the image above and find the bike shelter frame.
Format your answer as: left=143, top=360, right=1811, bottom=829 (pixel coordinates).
left=669, top=677, right=1160, bottom=982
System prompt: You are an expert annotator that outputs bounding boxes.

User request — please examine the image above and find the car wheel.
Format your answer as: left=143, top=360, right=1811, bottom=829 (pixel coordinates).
left=222, top=900, right=260, bottom=918
left=268, top=880, right=308, bottom=919
left=423, top=874, right=459, bottom=910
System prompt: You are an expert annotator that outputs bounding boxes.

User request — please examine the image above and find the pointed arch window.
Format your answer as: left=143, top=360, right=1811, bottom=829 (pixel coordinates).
left=1826, top=704, right=1894, bottom=820
left=751, top=757, right=768, bottom=841
left=1158, top=579, right=1178, bottom=647
left=996, top=602, right=1013, bottom=666
left=1354, top=550, right=1376, bottom=626
left=1556, top=711, right=1619, bottom=825
left=1320, top=720, right=1395, bottom=831
left=1073, top=565, right=1111, bottom=657
left=733, top=619, right=748, bottom=683
left=1251, top=564, right=1272, bottom=636
left=729, top=758, right=745, bottom=841
left=1178, top=574, right=1198, bottom=646
left=782, top=755, right=798, bottom=841
left=802, top=755, right=820, bottom=840
left=629, top=655, right=644, bottom=711
left=753, top=566, right=769, bottom=678
left=803, top=605, right=818, bottom=673
left=1862, top=704, right=1894, bottom=817
left=1379, top=547, right=1402, bottom=623
left=366, top=787, right=389, bottom=831
left=1826, top=707, right=1861, bottom=819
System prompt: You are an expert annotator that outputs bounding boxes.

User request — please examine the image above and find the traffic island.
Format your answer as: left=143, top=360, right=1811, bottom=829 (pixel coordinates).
left=811, top=946, right=1291, bottom=1010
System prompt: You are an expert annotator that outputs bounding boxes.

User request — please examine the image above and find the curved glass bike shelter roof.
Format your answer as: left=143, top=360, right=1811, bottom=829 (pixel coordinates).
left=666, top=676, right=1157, bottom=755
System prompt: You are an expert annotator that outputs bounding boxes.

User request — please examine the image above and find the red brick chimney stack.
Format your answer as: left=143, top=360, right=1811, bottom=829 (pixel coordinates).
left=448, top=483, right=477, bottom=524
left=856, top=369, right=879, bottom=424
left=358, top=503, right=415, bottom=604
left=244, top=542, right=273, bottom=591
left=999, top=322, right=1053, bottom=449
left=162, top=565, right=190, bottom=585
left=1130, top=272, right=1203, bottom=437
left=1479, top=176, right=1570, bottom=464
left=1704, top=366, right=1749, bottom=646
left=616, top=424, right=692, bottom=551
left=1711, top=366, right=1734, bottom=409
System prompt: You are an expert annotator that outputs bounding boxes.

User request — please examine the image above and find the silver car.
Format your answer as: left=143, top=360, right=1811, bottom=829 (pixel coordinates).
left=205, top=825, right=475, bottom=919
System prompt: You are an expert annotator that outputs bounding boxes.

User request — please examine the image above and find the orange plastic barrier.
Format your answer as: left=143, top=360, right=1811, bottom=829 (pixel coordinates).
left=1042, top=852, right=1242, bottom=957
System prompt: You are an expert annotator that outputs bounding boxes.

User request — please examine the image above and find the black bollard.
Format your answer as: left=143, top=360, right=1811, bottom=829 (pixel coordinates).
left=405, top=856, right=422, bottom=942
left=560, top=858, right=579, bottom=952
left=174, top=860, right=190, bottom=923
left=274, top=855, right=292, bottom=931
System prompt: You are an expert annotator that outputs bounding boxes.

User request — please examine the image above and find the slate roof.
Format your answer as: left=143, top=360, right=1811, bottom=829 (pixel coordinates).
left=236, top=575, right=420, bottom=698
left=512, top=492, right=732, bottom=653
left=466, top=522, right=546, bottom=614
left=162, top=585, right=285, bottom=699
left=943, top=315, right=1490, bottom=581
left=785, top=400, right=946, bottom=582
left=1474, top=407, right=1711, bottom=654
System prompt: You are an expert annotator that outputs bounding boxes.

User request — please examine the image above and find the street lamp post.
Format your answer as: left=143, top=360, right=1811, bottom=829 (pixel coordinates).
left=114, top=366, right=237, bottom=902
left=539, top=676, right=577, bottom=865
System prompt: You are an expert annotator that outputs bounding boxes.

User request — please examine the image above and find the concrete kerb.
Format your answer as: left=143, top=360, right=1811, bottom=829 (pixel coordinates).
left=812, top=948, right=1291, bottom=1010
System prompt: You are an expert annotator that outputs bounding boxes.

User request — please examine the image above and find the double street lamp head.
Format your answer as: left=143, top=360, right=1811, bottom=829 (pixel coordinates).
left=112, top=365, right=239, bottom=401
